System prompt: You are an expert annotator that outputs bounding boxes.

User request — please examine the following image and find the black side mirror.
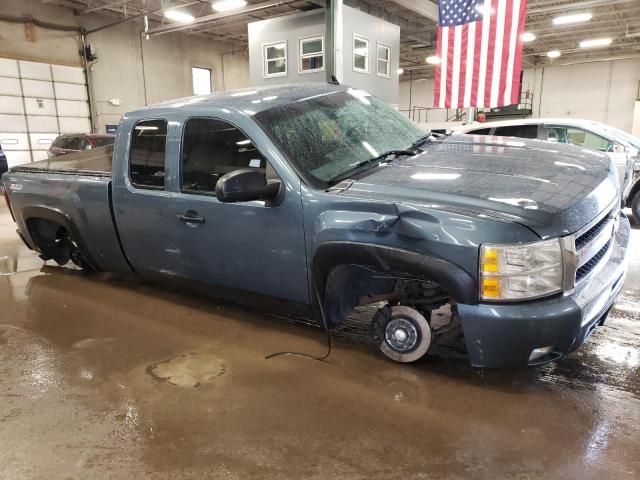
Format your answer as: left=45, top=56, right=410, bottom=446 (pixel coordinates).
left=215, top=168, right=282, bottom=204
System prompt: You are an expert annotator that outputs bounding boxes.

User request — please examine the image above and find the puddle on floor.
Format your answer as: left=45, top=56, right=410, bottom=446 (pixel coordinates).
left=147, top=352, right=227, bottom=387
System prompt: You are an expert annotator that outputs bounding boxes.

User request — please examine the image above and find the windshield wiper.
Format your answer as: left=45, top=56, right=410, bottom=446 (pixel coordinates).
left=326, top=149, right=415, bottom=186
left=408, top=130, right=434, bottom=151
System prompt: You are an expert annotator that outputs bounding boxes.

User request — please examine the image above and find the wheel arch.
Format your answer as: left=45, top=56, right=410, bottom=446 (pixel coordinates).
left=21, top=205, right=100, bottom=270
left=311, top=242, right=478, bottom=327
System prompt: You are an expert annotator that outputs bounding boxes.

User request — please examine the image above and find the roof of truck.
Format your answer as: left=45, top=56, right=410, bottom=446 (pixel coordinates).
left=129, top=83, right=350, bottom=117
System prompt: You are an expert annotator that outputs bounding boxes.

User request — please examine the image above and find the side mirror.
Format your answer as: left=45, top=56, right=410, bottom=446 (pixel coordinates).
left=215, top=168, right=282, bottom=204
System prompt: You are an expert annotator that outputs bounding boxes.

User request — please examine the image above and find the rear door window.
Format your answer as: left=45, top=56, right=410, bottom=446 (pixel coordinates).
left=546, top=126, right=613, bottom=152
left=129, top=119, right=167, bottom=189
left=492, top=124, right=538, bottom=139
left=180, top=118, right=269, bottom=194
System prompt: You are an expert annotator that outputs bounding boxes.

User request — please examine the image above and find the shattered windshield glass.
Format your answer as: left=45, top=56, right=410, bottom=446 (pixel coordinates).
left=254, top=89, right=424, bottom=188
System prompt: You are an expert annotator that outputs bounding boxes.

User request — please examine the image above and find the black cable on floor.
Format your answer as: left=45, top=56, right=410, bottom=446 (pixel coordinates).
left=265, top=285, right=333, bottom=362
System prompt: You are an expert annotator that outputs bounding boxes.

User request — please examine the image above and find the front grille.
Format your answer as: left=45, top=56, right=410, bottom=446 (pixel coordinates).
left=576, top=239, right=611, bottom=282
left=575, top=213, right=611, bottom=251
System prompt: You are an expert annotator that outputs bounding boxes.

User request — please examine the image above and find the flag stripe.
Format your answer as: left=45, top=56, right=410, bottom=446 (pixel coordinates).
left=446, top=27, right=455, bottom=108
left=487, top=0, right=502, bottom=107
left=470, top=18, right=483, bottom=107
left=434, top=26, right=443, bottom=107
left=511, top=0, right=528, bottom=104
left=477, top=0, right=492, bottom=108
left=499, top=0, right=514, bottom=106
left=451, top=26, right=462, bottom=108
left=438, top=26, right=449, bottom=108
left=463, top=22, right=475, bottom=108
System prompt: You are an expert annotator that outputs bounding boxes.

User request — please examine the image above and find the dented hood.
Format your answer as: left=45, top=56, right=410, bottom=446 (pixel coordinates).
left=345, top=135, right=618, bottom=238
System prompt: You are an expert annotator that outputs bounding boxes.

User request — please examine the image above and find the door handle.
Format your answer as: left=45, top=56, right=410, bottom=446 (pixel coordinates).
left=177, top=212, right=205, bottom=225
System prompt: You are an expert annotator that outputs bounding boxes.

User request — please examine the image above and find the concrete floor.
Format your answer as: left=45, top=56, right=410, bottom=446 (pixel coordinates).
left=1, top=203, right=639, bottom=480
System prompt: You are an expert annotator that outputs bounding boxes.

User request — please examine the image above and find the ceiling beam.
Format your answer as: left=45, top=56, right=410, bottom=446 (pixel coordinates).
left=389, top=0, right=438, bottom=22
left=146, top=0, right=299, bottom=36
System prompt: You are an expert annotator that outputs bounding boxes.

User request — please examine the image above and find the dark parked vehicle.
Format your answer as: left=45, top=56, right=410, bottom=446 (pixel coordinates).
left=48, top=133, right=115, bottom=158
left=1, top=84, right=630, bottom=368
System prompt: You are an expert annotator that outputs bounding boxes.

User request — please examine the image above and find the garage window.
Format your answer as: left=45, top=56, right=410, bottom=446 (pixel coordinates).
left=263, top=41, right=287, bottom=78
left=192, top=67, right=212, bottom=95
left=492, top=124, right=538, bottom=139
left=300, top=36, right=324, bottom=73
left=353, top=35, right=369, bottom=73
left=181, top=118, right=270, bottom=194
left=376, top=43, right=391, bottom=77
left=129, top=119, right=167, bottom=190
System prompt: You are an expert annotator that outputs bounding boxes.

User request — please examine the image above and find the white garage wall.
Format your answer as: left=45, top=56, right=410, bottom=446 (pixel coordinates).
left=399, top=57, right=640, bottom=133
left=0, top=0, right=250, bottom=135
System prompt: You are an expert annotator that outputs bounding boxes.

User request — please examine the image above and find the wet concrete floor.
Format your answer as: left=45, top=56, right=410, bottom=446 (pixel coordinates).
left=0, top=203, right=639, bottom=479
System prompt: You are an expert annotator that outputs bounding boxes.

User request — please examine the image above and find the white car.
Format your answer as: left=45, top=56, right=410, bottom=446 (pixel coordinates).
left=453, top=118, right=639, bottom=217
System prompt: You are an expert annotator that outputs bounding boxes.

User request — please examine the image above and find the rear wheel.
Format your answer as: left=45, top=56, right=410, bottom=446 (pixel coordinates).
left=371, top=305, right=431, bottom=363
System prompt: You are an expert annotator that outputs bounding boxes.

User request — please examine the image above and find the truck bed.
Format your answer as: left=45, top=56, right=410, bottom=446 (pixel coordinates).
left=10, top=145, right=113, bottom=177
left=3, top=144, right=131, bottom=274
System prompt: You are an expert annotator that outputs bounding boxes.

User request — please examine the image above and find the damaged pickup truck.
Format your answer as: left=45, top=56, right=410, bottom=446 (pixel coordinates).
left=1, top=84, right=631, bottom=368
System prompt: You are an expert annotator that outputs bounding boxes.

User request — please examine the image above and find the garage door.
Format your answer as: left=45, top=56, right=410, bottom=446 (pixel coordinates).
left=0, top=58, right=91, bottom=167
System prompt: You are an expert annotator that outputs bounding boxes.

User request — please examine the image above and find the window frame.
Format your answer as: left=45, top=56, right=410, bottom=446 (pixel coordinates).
left=376, top=42, right=391, bottom=78
left=298, top=35, right=325, bottom=74
left=179, top=116, right=276, bottom=198
left=192, top=66, right=213, bottom=95
left=352, top=34, right=370, bottom=74
left=128, top=118, right=168, bottom=191
left=263, top=40, right=288, bottom=79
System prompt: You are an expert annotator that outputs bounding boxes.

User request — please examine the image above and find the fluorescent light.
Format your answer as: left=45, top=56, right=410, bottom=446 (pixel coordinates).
left=546, top=50, right=561, bottom=58
left=164, top=9, right=195, bottom=23
left=579, top=38, right=612, bottom=48
left=236, top=139, right=251, bottom=145
left=397, top=68, right=404, bottom=75
left=212, top=0, right=247, bottom=12
left=552, top=13, right=592, bottom=25
left=426, top=55, right=441, bottom=65
left=415, top=78, right=428, bottom=82
left=521, top=32, right=536, bottom=42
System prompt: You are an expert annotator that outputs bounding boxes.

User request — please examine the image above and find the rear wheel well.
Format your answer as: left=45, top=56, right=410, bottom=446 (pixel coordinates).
left=26, top=217, right=94, bottom=270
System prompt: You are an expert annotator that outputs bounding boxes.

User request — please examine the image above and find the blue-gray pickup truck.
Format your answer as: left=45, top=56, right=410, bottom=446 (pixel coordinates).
left=1, top=84, right=631, bottom=368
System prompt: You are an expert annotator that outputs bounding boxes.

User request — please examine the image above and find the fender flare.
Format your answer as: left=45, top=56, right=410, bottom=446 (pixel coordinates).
left=312, top=241, right=478, bottom=307
left=21, top=205, right=100, bottom=271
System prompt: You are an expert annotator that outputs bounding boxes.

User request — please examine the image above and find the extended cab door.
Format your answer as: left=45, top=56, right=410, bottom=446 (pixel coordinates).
left=112, top=115, right=185, bottom=278
left=169, top=116, right=309, bottom=306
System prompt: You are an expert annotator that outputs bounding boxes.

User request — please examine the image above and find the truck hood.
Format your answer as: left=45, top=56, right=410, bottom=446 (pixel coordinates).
left=345, top=134, right=618, bottom=238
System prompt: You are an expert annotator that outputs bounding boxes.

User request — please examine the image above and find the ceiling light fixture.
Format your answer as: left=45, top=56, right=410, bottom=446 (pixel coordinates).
left=397, top=68, right=404, bottom=75
left=164, top=9, right=195, bottom=23
left=552, top=13, right=592, bottom=25
left=546, top=50, right=561, bottom=58
left=212, top=0, right=247, bottom=12
left=426, top=55, right=441, bottom=65
left=579, top=38, right=612, bottom=48
left=521, top=32, right=536, bottom=42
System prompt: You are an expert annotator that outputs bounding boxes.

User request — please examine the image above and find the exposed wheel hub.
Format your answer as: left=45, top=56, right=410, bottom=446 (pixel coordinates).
left=385, top=318, right=419, bottom=353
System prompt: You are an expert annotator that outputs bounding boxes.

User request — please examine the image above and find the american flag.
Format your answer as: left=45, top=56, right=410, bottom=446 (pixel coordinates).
left=434, top=0, right=528, bottom=109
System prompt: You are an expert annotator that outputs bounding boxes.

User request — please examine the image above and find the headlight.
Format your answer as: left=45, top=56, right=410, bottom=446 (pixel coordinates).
left=479, top=238, right=563, bottom=301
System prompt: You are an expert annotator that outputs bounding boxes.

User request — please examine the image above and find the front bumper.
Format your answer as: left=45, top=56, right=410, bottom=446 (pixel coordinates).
left=458, top=214, right=631, bottom=369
